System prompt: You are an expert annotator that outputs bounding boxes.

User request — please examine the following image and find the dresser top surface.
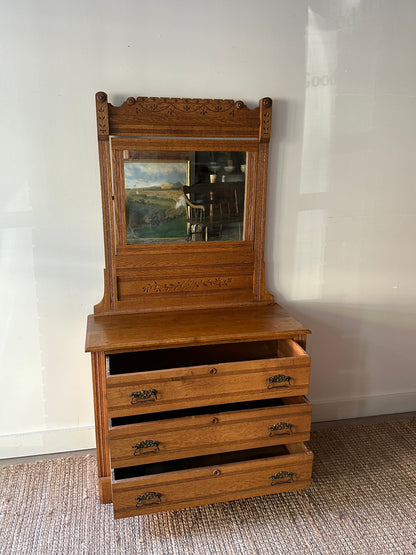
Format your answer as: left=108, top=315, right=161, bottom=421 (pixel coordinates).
left=85, top=304, right=310, bottom=353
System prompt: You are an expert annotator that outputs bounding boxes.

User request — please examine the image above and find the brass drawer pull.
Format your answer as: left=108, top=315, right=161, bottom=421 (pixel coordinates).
left=266, top=374, right=291, bottom=389
left=270, top=471, right=294, bottom=486
left=130, top=389, right=158, bottom=404
left=269, top=422, right=293, bottom=437
left=135, top=492, right=162, bottom=508
left=132, top=440, right=160, bottom=456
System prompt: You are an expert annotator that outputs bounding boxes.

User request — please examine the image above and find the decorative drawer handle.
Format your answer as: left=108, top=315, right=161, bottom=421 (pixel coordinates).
left=269, top=422, right=293, bottom=437
left=130, top=389, right=157, bottom=404
left=270, top=471, right=294, bottom=486
left=266, top=374, right=291, bottom=389
left=135, top=492, right=162, bottom=508
left=132, top=440, right=160, bottom=456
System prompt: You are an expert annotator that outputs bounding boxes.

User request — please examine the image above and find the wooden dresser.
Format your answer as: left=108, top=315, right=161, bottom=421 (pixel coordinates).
left=86, top=93, right=313, bottom=519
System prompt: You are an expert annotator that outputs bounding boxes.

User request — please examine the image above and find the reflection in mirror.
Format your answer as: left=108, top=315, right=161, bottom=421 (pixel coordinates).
left=124, top=150, right=246, bottom=244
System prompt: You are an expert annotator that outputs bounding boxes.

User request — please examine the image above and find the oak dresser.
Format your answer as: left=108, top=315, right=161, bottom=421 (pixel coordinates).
left=85, top=92, right=313, bottom=519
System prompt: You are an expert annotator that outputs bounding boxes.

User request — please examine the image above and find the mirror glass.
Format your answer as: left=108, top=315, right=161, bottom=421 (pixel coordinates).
left=124, top=150, right=246, bottom=244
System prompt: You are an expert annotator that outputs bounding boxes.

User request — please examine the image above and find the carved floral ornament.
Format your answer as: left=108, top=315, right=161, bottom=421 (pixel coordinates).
left=96, top=107, right=108, bottom=134
left=96, top=92, right=109, bottom=136
left=121, top=96, right=247, bottom=118
left=96, top=92, right=271, bottom=140
left=95, top=91, right=266, bottom=117
left=260, top=97, right=272, bottom=139
left=96, top=92, right=271, bottom=115
left=262, top=111, right=271, bottom=136
left=142, top=278, right=233, bottom=294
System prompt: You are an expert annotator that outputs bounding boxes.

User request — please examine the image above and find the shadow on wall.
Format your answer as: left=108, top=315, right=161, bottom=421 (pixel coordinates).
left=268, top=2, right=416, bottom=420
left=285, top=300, right=416, bottom=420
left=285, top=301, right=369, bottom=417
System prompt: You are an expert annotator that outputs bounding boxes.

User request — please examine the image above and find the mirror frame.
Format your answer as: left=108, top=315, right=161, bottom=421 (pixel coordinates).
left=94, top=92, right=273, bottom=315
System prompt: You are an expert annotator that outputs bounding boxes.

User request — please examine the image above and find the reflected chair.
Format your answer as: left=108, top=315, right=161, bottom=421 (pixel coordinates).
left=183, top=192, right=208, bottom=241
left=183, top=183, right=244, bottom=241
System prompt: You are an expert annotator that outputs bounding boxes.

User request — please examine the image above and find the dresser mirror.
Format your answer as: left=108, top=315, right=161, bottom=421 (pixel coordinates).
left=94, top=93, right=273, bottom=314
left=121, top=149, right=247, bottom=244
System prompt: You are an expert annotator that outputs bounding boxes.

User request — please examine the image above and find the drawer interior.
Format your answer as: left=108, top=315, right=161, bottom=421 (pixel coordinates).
left=108, top=339, right=296, bottom=375
left=110, top=395, right=307, bottom=427
left=113, top=444, right=290, bottom=480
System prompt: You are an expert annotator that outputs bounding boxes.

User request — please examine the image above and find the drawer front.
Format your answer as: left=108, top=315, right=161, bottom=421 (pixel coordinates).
left=106, top=340, right=311, bottom=418
left=112, top=443, right=313, bottom=518
left=109, top=397, right=312, bottom=468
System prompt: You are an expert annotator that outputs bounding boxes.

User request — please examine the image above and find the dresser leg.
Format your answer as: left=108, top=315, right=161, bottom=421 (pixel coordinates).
left=99, top=476, right=113, bottom=504
left=91, top=351, right=112, bottom=504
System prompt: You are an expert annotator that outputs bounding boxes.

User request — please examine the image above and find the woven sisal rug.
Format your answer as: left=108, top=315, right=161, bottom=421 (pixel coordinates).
left=0, top=417, right=415, bottom=554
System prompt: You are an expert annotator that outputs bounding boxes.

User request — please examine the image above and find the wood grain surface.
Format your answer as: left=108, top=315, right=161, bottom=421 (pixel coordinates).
left=109, top=397, right=312, bottom=467
left=86, top=304, right=310, bottom=353
left=112, top=442, right=313, bottom=518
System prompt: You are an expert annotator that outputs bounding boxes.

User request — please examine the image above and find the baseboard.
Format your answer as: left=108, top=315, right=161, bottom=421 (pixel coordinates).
left=0, top=426, right=96, bottom=460
left=312, top=391, right=416, bottom=422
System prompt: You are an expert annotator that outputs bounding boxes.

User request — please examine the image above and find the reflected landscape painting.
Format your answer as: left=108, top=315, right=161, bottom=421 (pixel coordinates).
left=124, top=160, right=188, bottom=243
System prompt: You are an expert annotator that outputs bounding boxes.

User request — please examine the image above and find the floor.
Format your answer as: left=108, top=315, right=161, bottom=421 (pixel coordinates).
left=1, top=411, right=415, bottom=467
left=0, top=448, right=96, bottom=467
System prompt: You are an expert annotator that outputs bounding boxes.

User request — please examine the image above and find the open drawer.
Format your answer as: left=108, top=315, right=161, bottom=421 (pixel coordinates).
left=109, top=396, right=312, bottom=468
left=106, top=339, right=311, bottom=418
left=111, top=442, right=313, bottom=518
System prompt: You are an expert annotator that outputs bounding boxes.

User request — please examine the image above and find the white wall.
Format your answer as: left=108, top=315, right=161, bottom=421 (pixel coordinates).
left=1, top=0, right=415, bottom=458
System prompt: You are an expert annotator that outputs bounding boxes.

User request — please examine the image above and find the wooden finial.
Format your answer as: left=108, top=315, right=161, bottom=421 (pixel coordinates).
left=96, top=91, right=108, bottom=103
